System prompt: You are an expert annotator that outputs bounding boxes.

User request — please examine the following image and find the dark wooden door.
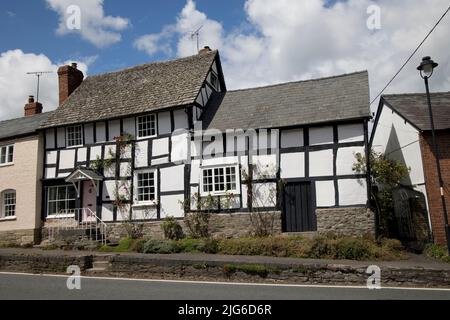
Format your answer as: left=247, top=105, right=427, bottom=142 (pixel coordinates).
left=282, top=182, right=316, bottom=232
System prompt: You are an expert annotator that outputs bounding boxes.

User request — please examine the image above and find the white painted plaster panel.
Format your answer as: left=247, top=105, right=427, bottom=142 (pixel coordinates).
left=309, top=149, right=333, bottom=176
left=132, top=207, right=157, bottom=220
left=151, top=157, right=169, bottom=166
left=338, top=123, right=364, bottom=143
left=309, top=126, right=333, bottom=145
left=46, top=129, right=55, bottom=149
left=152, top=138, right=169, bottom=157
left=173, top=109, right=187, bottom=130
left=160, top=165, right=185, bottom=192
left=172, top=133, right=189, bottom=163
left=190, top=160, right=201, bottom=182
left=252, top=154, right=277, bottom=179
left=77, top=148, right=87, bottom=162
left=190, top=186, right=200, bottom=210
left=57, top=127, right=65, bottom=148
left=90, top=146, right=102, bottom=161
left=315, top=180, right=335, bottom=207
left=253, top=183, right=277, bottom=208
left=122, top=117, right=135, bottom=136
left=121, top=145, right=132, bottom=159
left=46, top=151, right=57, bottom=164
left=109, top=120, right=121, bottom=140
left=59, top=149, right=76, bottom=170
left=281, top=129, right=304, bottom=148
left=116, top=205, right=131, bottom=221
left=338, top=179, right=367, bottom=205
left=57, top=172, right=69, bottom=178
left=84, top=123, right=94, bottom=145
left=280, top=152, right=305, bottom=178
left=45, top=167, right=56, bottom=179
left=201, top=156, right=238, bottom=167
left=134, top=141, right=148, bottom=168
left=241, top=184, right=248, bottom=208
left=101, top=204, right=114, bottom=222
left=103, top=180, right=116, bottom=201
left=190, top=140, right=201, bottom=157
left=120, top=162, right=130, bottom=177
left=105, top=145, right=116, bottom=159
left=336, top=146, right=365, bottom=176
left=158, top=111, right=171, bottom=135
left=96, top=122, right=106, bottom=142
left=103, top=164, right=115, bottom=178
left=161, top=194, right=185, bottom=218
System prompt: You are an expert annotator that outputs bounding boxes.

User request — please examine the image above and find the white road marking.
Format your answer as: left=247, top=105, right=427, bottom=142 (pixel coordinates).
left=0, top=271, right=449, bottom=291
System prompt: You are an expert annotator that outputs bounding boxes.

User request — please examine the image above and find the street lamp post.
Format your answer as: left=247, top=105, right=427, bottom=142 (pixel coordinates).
left=417, top=56, right=450, bottom=254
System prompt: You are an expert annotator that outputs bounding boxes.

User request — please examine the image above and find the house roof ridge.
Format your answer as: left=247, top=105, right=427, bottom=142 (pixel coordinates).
left=227, top=70, right=368, bottom=93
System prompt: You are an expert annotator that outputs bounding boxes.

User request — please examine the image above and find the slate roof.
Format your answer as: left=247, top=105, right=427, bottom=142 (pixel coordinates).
left=0, top=112, right=52, bottom=141
left=42, top=50, right=218, bottom=129
left=382, top=92, right=450, bottom=131
left=202, top=71, right=370, bottom=131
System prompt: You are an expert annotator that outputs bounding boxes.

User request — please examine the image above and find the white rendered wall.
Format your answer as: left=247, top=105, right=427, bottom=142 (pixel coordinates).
left=281, top=129, right=304, bottom=148
left=315, top=180, right=335, bottom=207
left=309, top=126, right=333, bottom=145
left=309, top=149, right=333, bottom=176
left=338, top=179, right=367, bottom=205
left=280, top=152, right=305, bottom=178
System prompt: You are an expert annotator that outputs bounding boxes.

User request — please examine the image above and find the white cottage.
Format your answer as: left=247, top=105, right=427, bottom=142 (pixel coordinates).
left=39, top=48, right=374, bottom=237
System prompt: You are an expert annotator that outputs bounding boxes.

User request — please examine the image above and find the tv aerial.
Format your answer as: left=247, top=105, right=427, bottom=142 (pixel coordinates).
left=190, top=25, right=203, bottom=52
left=26, top=71, right=53, bottom=102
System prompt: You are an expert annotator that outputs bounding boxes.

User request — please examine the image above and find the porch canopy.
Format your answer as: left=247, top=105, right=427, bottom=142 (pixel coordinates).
left=65, top=167, right=103, bottom=198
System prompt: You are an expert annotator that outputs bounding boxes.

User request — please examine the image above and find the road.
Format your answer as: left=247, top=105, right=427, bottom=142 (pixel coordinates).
left=0, top=272, right=449, bottom=300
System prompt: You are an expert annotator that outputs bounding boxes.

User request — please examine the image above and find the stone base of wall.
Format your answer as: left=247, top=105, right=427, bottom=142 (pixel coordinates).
left=107, top=212, right=282, bottom=242
left=0, top=229, right=40, bottom=246
left=316, top=207, right=375, bottom=236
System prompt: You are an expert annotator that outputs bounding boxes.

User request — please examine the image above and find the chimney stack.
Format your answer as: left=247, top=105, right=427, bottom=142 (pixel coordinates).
left=24, top=95, right=43, bottom=117
left=57, top=62, right=84, bottom=106
left=199, top=46, right=212, bottom=55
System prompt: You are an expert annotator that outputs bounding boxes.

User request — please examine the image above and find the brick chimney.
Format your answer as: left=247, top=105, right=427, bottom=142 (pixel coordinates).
left=199, top=46, right=212, bottom=55
left=24, top=95, right=43, bottom=117
left=57, top=62, right=84, bottom=106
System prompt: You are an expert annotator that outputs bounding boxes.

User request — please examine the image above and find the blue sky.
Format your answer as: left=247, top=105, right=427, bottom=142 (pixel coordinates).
left=0, top=0, right=449, bottom=120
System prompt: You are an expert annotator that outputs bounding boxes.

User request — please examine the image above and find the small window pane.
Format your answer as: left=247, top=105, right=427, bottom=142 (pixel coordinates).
left=137, top=172, right=155, bottom=202
left=3, top=191, right=16, bottom=217
left=7, top=145, right=14, bottom=163
left=137, top=114, right=156, bottom=138
left=66, top=126, right=82, bottom=147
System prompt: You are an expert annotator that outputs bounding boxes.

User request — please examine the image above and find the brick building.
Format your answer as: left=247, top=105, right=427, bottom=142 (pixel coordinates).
left=371, top=92, right=450, bottom=246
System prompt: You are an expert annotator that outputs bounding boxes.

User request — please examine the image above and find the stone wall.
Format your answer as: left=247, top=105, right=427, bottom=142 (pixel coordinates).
left=316, top=207, right=375, bottom=236
left=0, top=229, right=40, bottom=246
left=106, top=212, right=282, bottom=242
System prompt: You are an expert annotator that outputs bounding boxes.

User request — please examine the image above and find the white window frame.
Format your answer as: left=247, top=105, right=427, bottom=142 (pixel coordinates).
left=137, top=114, right=157, bottom=139
left=134, top=169, right=157, bottom=206
left=66, top=125, right=83, bottom=147
left=0, top=144, right=14, bottom=166
left=201, top=165, right=240, bottom=196
left=1, top=190, right=16, bottom=219
left=47, top=185, right=77, bottom=216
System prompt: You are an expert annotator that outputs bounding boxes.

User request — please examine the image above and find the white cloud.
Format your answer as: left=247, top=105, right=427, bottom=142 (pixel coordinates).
left=46, top=0, right=129, bottom=48
left=134, top=0, right=450, bottom=112
left=0, top=49, right=93, bottom=121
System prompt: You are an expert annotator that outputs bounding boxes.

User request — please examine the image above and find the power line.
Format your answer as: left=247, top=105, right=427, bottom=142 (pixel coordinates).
left=370, top=5, right=450, bottom=106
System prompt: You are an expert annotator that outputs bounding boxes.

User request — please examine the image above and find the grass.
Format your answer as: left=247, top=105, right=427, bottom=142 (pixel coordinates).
left=424, top=243, right=450, bottom=263
left=223, top=264, right=279, bottom=278
left=99, top=237, right=147, bottom=253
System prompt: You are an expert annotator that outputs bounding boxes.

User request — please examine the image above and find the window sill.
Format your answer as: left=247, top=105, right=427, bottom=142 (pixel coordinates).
left=0, top=216, right=16, bottom=222
left=200, top=191, right=240, bottom=197
left=0, top=163, right=14, bottom=168
left=47, top=214, right=75, bottom=219
left=132, top=201, right=158, bottom=208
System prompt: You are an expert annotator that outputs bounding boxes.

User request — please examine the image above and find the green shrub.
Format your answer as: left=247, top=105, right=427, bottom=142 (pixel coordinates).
left=222, top=264, right=275, bottom=278
left=131, top=238, right=147, bottom=253
left=184, top=212, right=210, bottom=238
left=99, top=237, right=146, bottom=253
left=334, top=237, right=373, bottom=260
left=142, top=239, right=177, bottom=254
left=425, top=243, right=450, bottom=263
left=161, top=217, right=184, bottom=240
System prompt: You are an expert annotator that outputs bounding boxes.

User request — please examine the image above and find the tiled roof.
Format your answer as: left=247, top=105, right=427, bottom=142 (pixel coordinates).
left=42, top=51, right=218, bottom=128
left=383, top=92, right=450, bottom=131
left=202, top=71, right=370, bottom=131
left=0, top=112, right=52, bottom=141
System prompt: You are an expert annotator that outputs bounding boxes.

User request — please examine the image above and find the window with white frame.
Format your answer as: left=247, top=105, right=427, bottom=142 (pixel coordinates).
left=0, top=144, right=14, bottom=165
left=47, top=185, right=77, bottom=216
left=137, top=171, right=156, bottom=203
left=1, top=190, right=16, bottom=218
left=202, top=166, right=238, bottom=195
left=137, top=114, right=157, bottom=138
left=66, top=125, right=83, bottom=147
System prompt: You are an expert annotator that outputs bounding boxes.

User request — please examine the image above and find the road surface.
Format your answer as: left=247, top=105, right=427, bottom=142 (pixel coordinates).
left=0, top=272, right=449, bottom=300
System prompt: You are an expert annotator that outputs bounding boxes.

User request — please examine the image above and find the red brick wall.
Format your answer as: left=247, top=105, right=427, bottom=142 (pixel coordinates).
left=57, top=64, right=84, bottom=106
left=419, top=130, right=450, bottom=246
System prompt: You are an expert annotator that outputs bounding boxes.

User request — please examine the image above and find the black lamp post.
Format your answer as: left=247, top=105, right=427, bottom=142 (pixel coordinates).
left=417, top=56, right=450, bottom=254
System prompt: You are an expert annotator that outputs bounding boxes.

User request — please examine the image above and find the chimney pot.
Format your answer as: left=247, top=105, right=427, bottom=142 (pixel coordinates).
left=199, top=46, right=212, bottom=54
left=28, top=95, right=35, bottom=103
left=24, top=96, right=43, bottom=117
left=71, top=62, right=78, bottom=69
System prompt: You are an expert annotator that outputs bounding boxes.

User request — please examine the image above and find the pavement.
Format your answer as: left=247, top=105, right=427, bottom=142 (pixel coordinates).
left=0, top=272, right=449, bottom=300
